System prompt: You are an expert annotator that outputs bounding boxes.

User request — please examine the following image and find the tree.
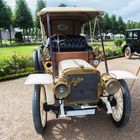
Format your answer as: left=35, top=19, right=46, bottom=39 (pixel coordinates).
left=126, top=20, right=133, bottom=29
left=58, top=2, right=67, bottom=7
left=35, top=0, right=46, bottom=28
left=126, top=20, right=138, bottom=29
left=117, top=16, right=125, bottom=34
left=5, top=6, right=13, bottom=43
left=0, top=0, right=7, bottom=45
left=136, top=22, right=140, bottom=28
left=103, top=13, right=111, bottom=33
left=110, top=15, right=118, bottom=34
left=14, top=0, right=33, bottom=41
left=98, top=16, right=105, bottom=33
left=0, top=0, right=13, bottom=45
left=132, top=21, right=137, bottom=29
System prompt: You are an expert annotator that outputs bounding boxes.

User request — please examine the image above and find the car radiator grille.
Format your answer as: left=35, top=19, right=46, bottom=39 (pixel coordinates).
left=66, top=73, right=99, bottom=103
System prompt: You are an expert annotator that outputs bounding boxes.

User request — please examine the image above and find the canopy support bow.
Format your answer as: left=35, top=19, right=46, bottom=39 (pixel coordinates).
left=96, top=14, right=109, bottom=73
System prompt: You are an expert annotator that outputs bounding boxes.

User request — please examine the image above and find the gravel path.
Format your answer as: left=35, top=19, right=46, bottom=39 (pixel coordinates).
left=0, top=57, right=140, bottom=140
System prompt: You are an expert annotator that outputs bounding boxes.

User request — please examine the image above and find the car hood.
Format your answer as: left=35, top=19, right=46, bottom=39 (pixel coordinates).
left=58, top=59, right=94, bottom=75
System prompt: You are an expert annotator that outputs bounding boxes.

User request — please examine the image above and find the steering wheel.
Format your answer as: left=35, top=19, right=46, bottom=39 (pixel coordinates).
left=50, top=34, right=67, bottom=52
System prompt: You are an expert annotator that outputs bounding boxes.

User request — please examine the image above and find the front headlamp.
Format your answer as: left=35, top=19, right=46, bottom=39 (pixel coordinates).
left=53, top=76, right=70, bottom=99
left=102, top=74, right=120, bottom=95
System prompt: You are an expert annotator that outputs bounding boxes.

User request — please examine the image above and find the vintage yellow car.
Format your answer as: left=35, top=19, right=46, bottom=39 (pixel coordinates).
left=25, top=7, right=137, bottom=134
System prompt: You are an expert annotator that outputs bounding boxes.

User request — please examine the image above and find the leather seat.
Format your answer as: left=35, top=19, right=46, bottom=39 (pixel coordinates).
left=51, top=35, right=92, bottom=52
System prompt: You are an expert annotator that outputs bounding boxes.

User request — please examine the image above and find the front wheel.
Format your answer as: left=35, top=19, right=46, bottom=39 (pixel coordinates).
left=32, top=85, right=47, bottom=134
left=110, top=79, right=131, bottom=127
left=125, top=47, right=132, bottom=59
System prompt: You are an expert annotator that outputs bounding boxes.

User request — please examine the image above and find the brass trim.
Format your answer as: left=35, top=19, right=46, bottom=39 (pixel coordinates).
left=63, top=67, right=100, bottom=75
left=70, top=77, right=84, bottom=86
left=43, top=61, right=52, bottom=74
left=53, top=76, right=70, bottom=99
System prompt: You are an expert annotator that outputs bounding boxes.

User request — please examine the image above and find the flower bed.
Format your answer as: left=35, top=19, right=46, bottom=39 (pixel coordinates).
left=0, top=53, right=34, bottom=81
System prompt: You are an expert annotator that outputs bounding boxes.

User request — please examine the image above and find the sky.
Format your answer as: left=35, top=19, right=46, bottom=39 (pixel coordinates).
left=5, top=0, right=140, bottom=22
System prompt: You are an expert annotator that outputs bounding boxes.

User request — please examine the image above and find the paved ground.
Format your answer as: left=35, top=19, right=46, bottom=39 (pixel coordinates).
left=0, top=57, right=140, bottom=140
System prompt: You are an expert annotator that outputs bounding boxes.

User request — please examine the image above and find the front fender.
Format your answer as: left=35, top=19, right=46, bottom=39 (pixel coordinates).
left=109, top=70, right=137, bottom=80
left=25, top=74, right=55, bottom=105
left=25, top=74, right=53, bottom=85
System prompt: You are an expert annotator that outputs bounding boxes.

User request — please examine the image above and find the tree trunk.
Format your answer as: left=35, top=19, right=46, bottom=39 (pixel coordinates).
left=0, top=29, right=2, bottom=46
left=9, top=29, right=12, bottom=44
left=35, top=27, right=38, bottom=42
left=26, top=28, right=30, bottom=42
left=23, top=29, right=25, bottom=42
left=31, top=28, right=34, bottom=42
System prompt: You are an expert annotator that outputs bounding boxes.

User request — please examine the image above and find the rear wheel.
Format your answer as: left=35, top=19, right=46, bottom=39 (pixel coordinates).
left=32, top=85, right=47, bottom=134
left=110, top=79, right=131, bottom=127
left=37, top=48, right=44, bottom=72
left=125, top=47, right=132, bottom=59
left=33, top=50, right=40, bottom=72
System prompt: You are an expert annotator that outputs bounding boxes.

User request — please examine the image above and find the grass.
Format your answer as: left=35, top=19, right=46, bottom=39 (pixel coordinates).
left=93, top=40, right=115, bottom=45
left=89, top=40, right=126, bottom=47
left=0, top=45, right=38, bottom=60
left=2, top=40, right=14, bottom=44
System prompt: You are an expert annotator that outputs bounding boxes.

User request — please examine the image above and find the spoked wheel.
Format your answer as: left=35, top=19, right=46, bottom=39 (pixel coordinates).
left=125, top=47, right=132, bottom=59
left=110, top=79, right=131, bottom=127
left=32, top=85, right=47, bottom=134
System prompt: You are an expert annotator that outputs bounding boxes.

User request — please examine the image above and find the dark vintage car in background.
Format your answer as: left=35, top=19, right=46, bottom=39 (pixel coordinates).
left=123, top=29, right=140, bottom=58
left=25, top=7, right=137, bottom=135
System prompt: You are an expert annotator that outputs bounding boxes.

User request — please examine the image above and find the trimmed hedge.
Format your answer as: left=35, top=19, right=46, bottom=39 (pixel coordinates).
left=0, top=71, right=34, bottom=81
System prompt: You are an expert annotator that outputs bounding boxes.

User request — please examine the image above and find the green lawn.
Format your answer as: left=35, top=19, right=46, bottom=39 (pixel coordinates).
left=0, top=40, right=125, bottom=60
left=90, top=40, right=126, bottom=46
left=0, top=45, right=38, bottom=60
left=94, top=40, right=115, bottom=45
left=2, top=40, right=14, bottom=44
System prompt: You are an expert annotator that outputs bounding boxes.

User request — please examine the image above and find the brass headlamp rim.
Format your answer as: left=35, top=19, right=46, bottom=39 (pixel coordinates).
left=106, top=78, right=120, bottom=91
left=43, top=60, right=52, bottom=74
left=53, top=75, right=70, bottom=84
left=53, top=75, right=70, bottom=99
left=44, top=61, right=52, bottom=68
left=101, top=73, right=120, bottom=95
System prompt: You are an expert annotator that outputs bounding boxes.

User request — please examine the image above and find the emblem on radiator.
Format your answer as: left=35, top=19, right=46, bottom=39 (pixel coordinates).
left=71, top=77, right=84, bottom=86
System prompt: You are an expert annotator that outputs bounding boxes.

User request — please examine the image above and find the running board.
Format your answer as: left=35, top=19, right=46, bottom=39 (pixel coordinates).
left=132, top=53, right=140, bottom=56
left=60, top=109, right=96, bottom=117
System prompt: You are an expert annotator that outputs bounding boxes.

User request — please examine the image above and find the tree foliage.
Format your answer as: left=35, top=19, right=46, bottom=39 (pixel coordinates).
left=103, top=13, right=110, bottom=32
left=0, top=0, right=7, bottom=28
left=110, top=15, right=118, bottom=34
left=117, top=16, right=125, bottom=34
left=58, top=2, right=67, bottom=7
left=126, top=20, right=140, bottom=29
left=14, top=0, right=33, bottom=29
left=35, top=0, right=46, bottom=28
left=96, top=13, right=126, bottom=34
left=0, top=0, right=13, bottom=45
left=0, top=0, right=13, bottom=29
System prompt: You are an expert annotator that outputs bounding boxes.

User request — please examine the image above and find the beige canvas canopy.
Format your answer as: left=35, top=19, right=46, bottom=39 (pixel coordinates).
left=38, top=7, right=104, bottom=36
